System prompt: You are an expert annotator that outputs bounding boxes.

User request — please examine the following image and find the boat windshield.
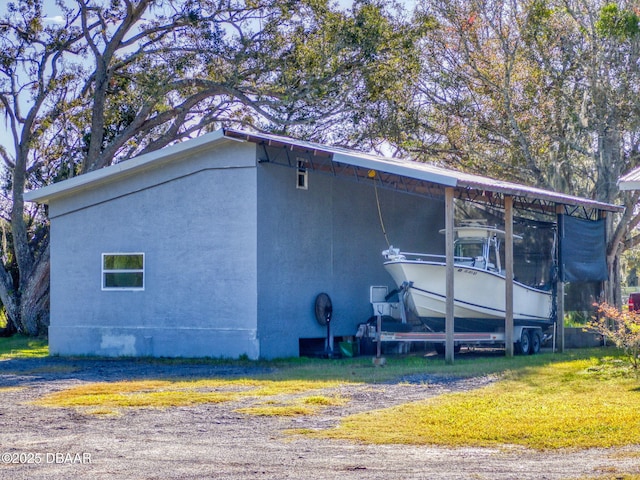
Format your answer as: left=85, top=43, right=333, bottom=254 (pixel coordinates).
left=455, top=238, right=484, bottom=266
left=455, top=237, right=501, bottom=272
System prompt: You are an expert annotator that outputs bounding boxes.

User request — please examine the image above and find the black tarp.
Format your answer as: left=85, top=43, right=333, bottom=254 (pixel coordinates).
left=559, top=215, right=608, bottom=282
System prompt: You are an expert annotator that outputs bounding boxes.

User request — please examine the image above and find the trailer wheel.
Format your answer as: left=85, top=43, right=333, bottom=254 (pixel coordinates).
left=530, top=330, right=542, bottom=355
left=516, top=329, right=531, bottom=355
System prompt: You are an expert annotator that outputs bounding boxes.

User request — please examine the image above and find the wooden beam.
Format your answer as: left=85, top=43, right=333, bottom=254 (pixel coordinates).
left=504, top=196, right=514, bottom=357
left=445, top=187, right=455, bottom=364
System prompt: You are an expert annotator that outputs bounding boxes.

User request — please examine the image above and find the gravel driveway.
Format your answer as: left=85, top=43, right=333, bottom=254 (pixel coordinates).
left=1, top=356, right=639, bottom=480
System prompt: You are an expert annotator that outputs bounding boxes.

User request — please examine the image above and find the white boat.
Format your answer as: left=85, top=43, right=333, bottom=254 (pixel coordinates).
left=382, top=223, right=554, bottom=332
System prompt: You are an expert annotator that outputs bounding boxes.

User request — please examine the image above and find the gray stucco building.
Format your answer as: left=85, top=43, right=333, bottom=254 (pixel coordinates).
left=25, top=129, right=444, bottom=359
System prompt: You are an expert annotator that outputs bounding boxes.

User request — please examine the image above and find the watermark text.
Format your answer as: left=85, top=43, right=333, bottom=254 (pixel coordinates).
left=1, top=452, right=92, bottom=465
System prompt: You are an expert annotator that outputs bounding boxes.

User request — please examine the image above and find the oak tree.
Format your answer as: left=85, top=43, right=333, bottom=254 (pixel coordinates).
left=404, top=0, right=640, bottom=305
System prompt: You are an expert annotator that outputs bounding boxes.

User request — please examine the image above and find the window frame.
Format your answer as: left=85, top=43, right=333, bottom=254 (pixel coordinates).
left=101, top=253, right=145, bottom=291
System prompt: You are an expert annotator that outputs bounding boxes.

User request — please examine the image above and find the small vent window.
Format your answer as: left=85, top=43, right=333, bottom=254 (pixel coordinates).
left=102, top=253, right=145, bottom=290
left=296, top=158, right=308, bottom=190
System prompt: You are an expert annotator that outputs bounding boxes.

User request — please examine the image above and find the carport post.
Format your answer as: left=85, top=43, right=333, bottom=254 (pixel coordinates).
left=557, top=282, right=565, bottom=352
left=505, top=196, right=514, bottom=357
left=445, top=187, right=455, bottom=364
left=556, top=206, right=565, bottom=353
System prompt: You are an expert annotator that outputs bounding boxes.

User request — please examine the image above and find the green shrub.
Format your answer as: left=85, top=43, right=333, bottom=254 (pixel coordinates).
left=588, top=303, right=640, bottom=372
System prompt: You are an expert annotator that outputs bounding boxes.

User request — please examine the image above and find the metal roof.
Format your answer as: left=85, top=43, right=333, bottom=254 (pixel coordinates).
left=224, top=129, right=624, bottom=217
left=25, top=127, right=624, bottom=217
left=618, top=166, right=640, bottom=191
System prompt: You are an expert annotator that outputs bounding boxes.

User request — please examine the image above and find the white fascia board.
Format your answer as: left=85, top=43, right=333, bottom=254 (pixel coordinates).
left=331, top=152, right=458, bottom=187
left=24, top=129, right=233, bottom=204
left=618, top=181, right=640, bottom=191
left=618, top=166, right=640, bottom=191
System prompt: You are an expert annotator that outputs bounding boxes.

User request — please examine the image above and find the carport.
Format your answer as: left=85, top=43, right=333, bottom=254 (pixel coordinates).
left=224, top=129, right=624, bottom=362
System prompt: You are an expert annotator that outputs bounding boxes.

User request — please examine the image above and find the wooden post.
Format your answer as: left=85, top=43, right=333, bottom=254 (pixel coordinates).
left=372, top=313, right=386, bottom=366
left=504, top=196, right=514, bottom=357
left=376, top=314, right=381, bottom=358
left=556, top=207, right=565, bottom=353
left=445, top=187, right=455, bottom=364
left=557, top=282, right=565, bottom=353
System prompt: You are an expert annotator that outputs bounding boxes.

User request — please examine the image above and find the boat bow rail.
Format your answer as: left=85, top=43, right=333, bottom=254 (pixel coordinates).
left=382, top=246, right=473, bottom=264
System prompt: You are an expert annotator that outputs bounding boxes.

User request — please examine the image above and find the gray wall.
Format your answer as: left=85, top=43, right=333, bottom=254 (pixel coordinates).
left=46, top=138, right=445, bottom=360
left=256, top=153, right=444, bottom=358
left=48, top=141, right=261, bottom=358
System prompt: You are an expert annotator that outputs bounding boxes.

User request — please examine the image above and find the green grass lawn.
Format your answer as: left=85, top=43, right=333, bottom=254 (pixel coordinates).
left=0, top=335, right=48, bottom=359
left=4, top=337, right=640, bottom=452
left=304, top=352, right=640, bottom=450
left=266, top=349, right=574, bottom=383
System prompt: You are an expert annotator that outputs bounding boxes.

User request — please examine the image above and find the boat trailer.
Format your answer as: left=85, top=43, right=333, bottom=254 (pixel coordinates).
left=357, top=285, right=550, bottom=355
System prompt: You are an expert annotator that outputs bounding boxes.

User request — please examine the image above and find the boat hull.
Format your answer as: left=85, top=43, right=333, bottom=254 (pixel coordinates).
left=384, top=260, right=553, bottom=331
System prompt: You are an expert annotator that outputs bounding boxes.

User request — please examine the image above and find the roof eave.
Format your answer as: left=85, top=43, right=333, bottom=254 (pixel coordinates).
left=459, top=179, right=624, bottom=213
left=331, top=152, right=458, bottom=187
left=618, top=180, right=640, bottom=191
left=222, top=129, right=623, bottom=213
left=24, top=129, right=232, bottom=204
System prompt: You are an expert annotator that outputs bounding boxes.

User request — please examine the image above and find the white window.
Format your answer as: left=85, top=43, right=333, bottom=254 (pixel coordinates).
left=296, top=158, right=308, bottom=190
left=102, top=253, right=145, bottom=291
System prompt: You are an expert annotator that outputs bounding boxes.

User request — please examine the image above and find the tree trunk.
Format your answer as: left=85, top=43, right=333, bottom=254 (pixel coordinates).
left=19, top=249, right=50, bottom=336
left=606, top=250, right=622, bottom=308
left=604, top=210, right=624, bottom=308
left=0, top=248, right=50, bottom=336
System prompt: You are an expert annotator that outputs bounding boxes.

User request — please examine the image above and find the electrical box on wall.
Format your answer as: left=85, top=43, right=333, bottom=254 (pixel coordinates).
left=296, top=158, right=308, bottom=190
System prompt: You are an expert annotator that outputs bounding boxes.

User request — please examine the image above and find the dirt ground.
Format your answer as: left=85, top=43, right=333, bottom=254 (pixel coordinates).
left=1, top=355, right=639, bottom=480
